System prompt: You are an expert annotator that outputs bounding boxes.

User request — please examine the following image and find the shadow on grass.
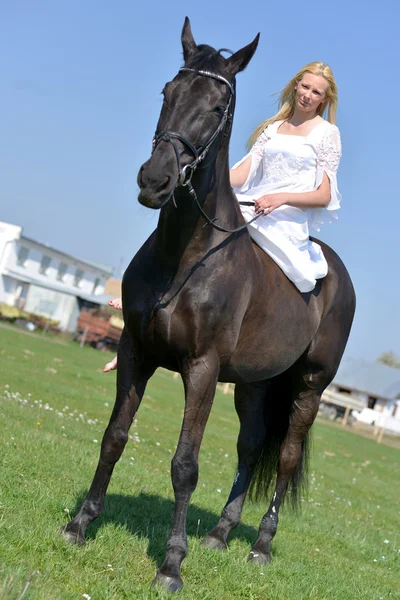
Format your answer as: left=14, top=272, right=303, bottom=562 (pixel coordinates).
left=71, top=491, right=258, bottom=567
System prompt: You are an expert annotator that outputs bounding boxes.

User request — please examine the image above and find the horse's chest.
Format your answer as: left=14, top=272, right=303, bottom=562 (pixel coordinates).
left=141, top=289, right=235, bottom=357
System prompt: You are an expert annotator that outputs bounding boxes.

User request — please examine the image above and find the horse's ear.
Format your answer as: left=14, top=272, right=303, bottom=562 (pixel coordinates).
left=226, top=34, right=260, bottom=76
left=181, top=17, right=198, bottom=63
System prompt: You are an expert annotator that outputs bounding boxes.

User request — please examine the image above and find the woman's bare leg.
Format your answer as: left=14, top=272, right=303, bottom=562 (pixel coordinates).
left=103, top=298, right=122, bottom=373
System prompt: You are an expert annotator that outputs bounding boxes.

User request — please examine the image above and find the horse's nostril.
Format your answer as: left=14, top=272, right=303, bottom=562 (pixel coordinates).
left=156, top=176, right=170, bottom=192
left=137, top=165, right=145, bottom=187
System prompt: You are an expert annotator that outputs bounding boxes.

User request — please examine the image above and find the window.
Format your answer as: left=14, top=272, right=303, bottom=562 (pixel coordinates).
left=38, top=299, right=57, bottom=315
left=39, top=255, right=51, bottom=275
left=17, top=245, right=30, bottom=267
left=74, top=268, right=84, bottom=287
left=57, top=262, right=68, bottom=282
left=92, top=277, right=101, bottom=294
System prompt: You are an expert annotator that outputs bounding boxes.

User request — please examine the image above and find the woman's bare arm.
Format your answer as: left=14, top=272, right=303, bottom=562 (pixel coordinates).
left=229, top=156, right=252, bottom=188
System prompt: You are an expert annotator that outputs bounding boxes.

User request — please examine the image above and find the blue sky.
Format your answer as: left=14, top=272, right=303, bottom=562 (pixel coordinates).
left=1, top=0, right=399, bottom=361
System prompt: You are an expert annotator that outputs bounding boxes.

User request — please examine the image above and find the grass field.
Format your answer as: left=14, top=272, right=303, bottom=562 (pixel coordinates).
left=0, top=324, right=399, bottom=600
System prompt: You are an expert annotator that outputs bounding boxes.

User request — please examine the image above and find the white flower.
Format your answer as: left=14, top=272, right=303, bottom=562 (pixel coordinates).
left=383, top=539, right=389, bottom=544
left=93, top=439, right=98, bottom=443
left=217, top=489, right=222, bottom=493
left=82, top=595, right=91, bottom=600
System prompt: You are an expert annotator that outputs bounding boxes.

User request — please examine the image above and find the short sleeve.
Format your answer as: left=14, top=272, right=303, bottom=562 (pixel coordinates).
left=310, top=124, right=342, bottom=232
left=231, top=128, right=270, bottom=194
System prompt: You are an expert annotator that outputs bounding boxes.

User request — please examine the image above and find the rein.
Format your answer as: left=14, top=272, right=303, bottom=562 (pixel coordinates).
left=152, top=68, right=263, bottom=234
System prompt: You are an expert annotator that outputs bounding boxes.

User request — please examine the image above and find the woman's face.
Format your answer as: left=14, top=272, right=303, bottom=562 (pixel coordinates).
left=294, top=73, right=328, bottom=115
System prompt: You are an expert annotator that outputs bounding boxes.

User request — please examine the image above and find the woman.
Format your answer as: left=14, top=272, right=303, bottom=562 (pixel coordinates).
left=232, top=60, right=341, bottom=293
left=104, top=61, right=341, bottom=372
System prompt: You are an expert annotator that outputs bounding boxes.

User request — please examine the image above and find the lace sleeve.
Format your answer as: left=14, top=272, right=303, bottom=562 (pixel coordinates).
left=309, top=124, right=342, bottom=233
left=231, top=128, right=270, bottom=194
left=316, top=124, right=342, bottom=175
left=249, top=128, right=270, bottom=161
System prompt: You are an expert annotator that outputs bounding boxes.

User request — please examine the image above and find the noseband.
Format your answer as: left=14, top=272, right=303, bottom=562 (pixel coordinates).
left=152, top=68, right=262, bottom=234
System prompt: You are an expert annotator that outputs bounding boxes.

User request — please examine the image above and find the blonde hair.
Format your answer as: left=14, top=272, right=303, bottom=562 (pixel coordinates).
left=247, top=61, right=338, bottom=149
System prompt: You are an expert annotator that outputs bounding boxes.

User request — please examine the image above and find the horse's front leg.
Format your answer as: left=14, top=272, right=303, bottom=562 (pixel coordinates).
left=201, top=381, right=268, bottom=550
left=153, top=352, right=219, bottom=593
left=61, top=330, right=154, bottom=544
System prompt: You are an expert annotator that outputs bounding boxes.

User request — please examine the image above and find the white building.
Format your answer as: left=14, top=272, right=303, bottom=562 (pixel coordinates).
left=0, top=220, right=114, bottom=331
left=329, top=357, right=400, bottom=434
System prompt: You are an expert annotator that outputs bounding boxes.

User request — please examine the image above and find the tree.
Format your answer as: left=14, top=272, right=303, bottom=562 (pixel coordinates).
left=376, top=351, right=400, bottom=369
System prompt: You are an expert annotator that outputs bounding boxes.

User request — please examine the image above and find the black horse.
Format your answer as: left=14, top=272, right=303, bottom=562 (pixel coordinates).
left=62, top=18, right=355, bottom=592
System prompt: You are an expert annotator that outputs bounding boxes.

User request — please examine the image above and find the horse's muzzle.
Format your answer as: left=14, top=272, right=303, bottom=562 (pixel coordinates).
left=137, top=154, right=177, bottom=209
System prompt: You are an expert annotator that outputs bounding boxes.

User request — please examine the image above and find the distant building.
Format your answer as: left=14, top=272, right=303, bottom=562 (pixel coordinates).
left=104, top=277, right=122, bottom=298
left=0, top=220, right=114, bottom=331
left=331, top=356, right=400, bottom=410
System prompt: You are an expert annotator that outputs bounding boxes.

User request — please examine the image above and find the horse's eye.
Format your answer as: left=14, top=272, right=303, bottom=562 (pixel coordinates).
left=162, top=82, right=173, bottom=97
left=214, top=106, right=225, bottom=116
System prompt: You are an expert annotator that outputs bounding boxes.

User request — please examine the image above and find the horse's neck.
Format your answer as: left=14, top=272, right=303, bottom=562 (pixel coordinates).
left=155, top=148, right=242, bottom=265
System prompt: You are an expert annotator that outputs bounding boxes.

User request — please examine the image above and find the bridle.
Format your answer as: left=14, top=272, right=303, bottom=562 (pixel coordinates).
left=151, top=68, right=263, bottom=234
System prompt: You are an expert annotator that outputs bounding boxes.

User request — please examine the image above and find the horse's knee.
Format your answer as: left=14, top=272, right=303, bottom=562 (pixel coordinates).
left=102, top=426, right=128, bottom=459
left=171, top=453, right=198, bottom=493
left=237, top=433, right=265, bottom=465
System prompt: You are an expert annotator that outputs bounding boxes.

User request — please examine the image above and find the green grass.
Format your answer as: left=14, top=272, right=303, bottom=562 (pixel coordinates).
left=0, top=324, right=399, bottom=599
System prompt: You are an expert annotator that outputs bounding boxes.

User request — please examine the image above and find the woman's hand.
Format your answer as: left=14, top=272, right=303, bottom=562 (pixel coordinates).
left=254, top=193, right=287, bottom=214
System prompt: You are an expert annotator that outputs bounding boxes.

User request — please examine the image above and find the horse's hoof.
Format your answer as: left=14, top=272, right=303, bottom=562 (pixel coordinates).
left=59, top=524, right=85, bottom=546
left=200, top=535, right=227, bottom=551
left=247, top=549, right=271, bottom=565
left=152, top=571, right=183, bottom=593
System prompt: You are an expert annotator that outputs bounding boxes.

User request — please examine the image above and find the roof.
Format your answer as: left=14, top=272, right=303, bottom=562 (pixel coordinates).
left=20, top=235, right=114, bottom=275
left=333, top=357, right=400, bottom=402
left=3, top=268, right=114, bottom=306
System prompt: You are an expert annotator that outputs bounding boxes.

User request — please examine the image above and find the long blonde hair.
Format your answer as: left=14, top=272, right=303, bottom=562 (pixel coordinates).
left=247, top=61, right=338, bottom=149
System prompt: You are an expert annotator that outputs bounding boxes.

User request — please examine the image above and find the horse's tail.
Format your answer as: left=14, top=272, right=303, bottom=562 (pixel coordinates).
left=248, top=376, right=311, bottom=510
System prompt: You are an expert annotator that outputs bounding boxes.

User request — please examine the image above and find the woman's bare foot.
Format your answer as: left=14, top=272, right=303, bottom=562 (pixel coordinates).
left=108, top=298, right=122, bottom=310
left=103, top=355, right=118, bottom=373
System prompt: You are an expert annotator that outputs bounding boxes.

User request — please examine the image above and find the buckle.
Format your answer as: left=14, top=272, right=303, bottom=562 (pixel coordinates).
left=179, top=164, right=194, bottom=186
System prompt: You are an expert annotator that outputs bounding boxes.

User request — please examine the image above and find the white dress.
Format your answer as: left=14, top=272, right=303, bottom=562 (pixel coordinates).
left=233, top=119, right=342, bottom=293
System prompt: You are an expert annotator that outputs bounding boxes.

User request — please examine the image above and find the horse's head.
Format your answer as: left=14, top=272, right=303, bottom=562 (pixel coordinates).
left=138, top=17, right=259, bottom=209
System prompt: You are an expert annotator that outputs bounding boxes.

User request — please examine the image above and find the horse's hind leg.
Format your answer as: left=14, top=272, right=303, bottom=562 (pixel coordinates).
left=201, top=381, right=268, bottom=550
left=247, top=379, right=319, bottom=564
left=61, top=329, right=154, bottom=544
left=248, top=304, right=353, bottom=564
